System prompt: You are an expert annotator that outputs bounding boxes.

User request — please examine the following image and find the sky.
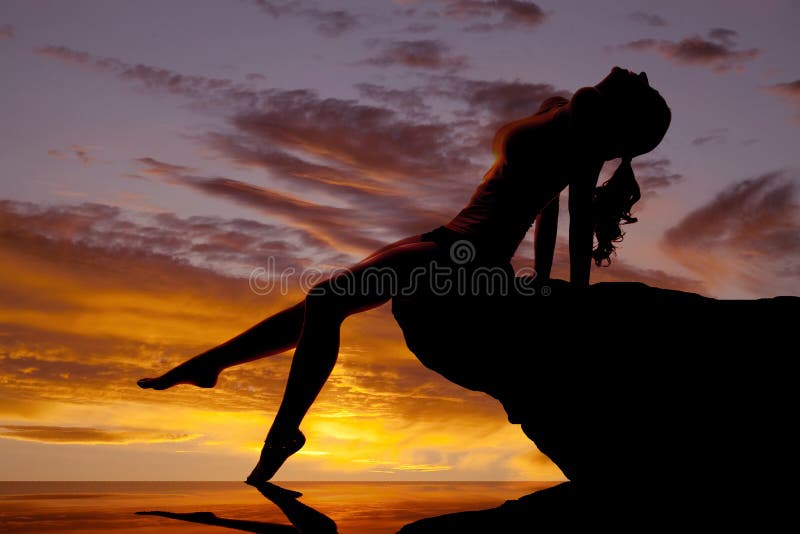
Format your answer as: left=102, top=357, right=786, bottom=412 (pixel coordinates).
left=1, top=0, right=798, bottom=481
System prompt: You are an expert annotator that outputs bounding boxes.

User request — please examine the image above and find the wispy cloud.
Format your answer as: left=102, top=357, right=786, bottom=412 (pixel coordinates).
left=34, top=45, right=478, bottom=249
left=251, top=1, right=361, bottom=37
left=0, top=198, right=335, bottom=278
left=363, top=39, right=469, bottom=71
left=764, top=79, right=800, bottom=122
left=628, top=11, right=667, bottom=27
left=691, top=133, right=726, bottom=147
left=0, top=424, right=200, bottom=444
left=765, top=79, right=800, bottom=100
left=616, top=28, right=760, bottom=73
left=437, top=75, right=570, bottom=125
left=444, top=0, right=548, bottom=32
left=47, top=144, right=99, bottom=165
left=661, top=171, right=800, bottom=295
left=0, top=24, right=14, bottom=40
left=631, top=156, right=683, bottom=195
left=541, top=239, right=705, bottom=295
left=0, top=196, right=551, bottom=479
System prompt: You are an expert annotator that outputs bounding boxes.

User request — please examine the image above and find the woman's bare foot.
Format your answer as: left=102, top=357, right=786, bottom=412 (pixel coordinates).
left=245, top=429, right=306, bottom=486
left=137, top=358, right=220, bottom=390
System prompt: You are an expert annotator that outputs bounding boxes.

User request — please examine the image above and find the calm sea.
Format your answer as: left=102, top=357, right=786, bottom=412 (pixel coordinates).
left=0, top=481, right=560, bottom=533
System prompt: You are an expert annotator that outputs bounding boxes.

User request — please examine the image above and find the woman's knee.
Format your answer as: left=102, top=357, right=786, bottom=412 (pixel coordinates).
left=303, top=287, right=347, bottom=323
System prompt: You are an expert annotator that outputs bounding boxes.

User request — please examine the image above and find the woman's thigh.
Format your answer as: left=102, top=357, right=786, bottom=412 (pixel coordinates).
left=358, top=234, right=425, bottom=263
left=310, top=240, right=442, bottom=317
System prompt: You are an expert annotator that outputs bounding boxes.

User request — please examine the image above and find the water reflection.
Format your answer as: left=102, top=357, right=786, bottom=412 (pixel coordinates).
left=136, top=481, right=573, bottom=533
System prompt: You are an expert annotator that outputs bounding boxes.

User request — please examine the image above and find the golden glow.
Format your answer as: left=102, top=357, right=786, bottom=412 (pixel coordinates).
left=0, top=230, right=562, bottom=481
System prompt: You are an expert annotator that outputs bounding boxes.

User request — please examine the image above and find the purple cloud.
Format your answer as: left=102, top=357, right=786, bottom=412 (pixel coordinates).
left=628, top=11, right=667, bottom=27
left=617, top=28, right=760, bottom=73
left=0, top=24, right=14, bottom=40
left=662, top=171, right=800, bottom=295
left=363, top=39, right=469, bottom=71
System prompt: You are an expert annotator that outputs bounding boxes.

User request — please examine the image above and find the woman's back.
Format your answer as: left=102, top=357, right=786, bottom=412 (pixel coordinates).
left=445, top=96, right=572, bottom=261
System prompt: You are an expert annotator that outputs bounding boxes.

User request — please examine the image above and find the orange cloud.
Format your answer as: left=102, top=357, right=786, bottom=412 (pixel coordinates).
left=0, top=424, right=200, bottom=444
left=0, top=198, right=558, bottom=480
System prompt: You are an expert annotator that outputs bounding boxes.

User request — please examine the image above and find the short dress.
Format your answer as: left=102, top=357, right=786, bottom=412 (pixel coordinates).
left=421, top=96, right=570, bottom=268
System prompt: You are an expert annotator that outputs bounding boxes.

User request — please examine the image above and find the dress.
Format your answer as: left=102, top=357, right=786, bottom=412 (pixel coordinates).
left=422, top=96, right=571, bottom=264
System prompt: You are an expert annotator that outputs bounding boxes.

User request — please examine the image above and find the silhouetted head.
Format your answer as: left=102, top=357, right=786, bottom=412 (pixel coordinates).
left=571, top=67, right=672, bottom=266
left=571, top=66, right=671, bottom=160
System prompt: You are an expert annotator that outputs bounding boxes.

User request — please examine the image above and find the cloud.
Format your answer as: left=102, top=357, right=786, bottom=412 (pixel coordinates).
left=46, top=144, right=99, bottom=165
left=0, top=197, right=336, bottom=279
left=630, top=156, right=683, bottom=194
left=34, top=45, right=479, bottom=181
left=303, top=7, right=360, bottom=37
left=764, top=80, right=800, bottom=122
left=222, top=88, right=480, bottom=192
left=536, top=239, right=705, bottom=295
left=708, top=27, right=738, bottom=46
left=691, top=128, right=726, bottom=147
left=34, top=45, right=251, bottom=108
left=439, top=76, right=570, bottom=125
left=198, top=132, right=447, bottom=236
left=135, top=153, right=447, bottom=256
left=72, top=145, right=90, bottom=164
left=170, top=173, right=385, bottom=253
left=405, top=22, right=437, bottom=33
left=355, top=83, right=431, bottom=116
left=628, top=11, right=667, bottom=27
left=765, top=79, right=800, bottom=100
left=0, top=24, right=13, bottom=40
left=363, top=39, right=469, bottom=70
left=0, top=197, right=552, bottom=480
left=135, top=156, right=195, bottom=177
left=444, top=0, right=548, bottom=32
left=692, top=135, right=720, bottom=146
left=0, top=424, right=199, bottom=444
left=616, top=29, right=760, bottom=72
left=33, top=45, right=480, bottom=247
left=661, top=171, right=800, bottom=296
left=251, top=1, right=361, bottom=37
left=355, top=75, right=571, bottom=136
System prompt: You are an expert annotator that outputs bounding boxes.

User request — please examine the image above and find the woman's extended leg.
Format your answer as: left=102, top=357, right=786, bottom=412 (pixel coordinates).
left=137, top=301, right=306, bottom=390
left=246, top=239, right=440, bottom=485
left=138, top=235, right=425, bottom=390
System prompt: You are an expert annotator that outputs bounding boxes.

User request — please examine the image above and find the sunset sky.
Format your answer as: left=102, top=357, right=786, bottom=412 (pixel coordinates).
left=1, top=0, right=798, bottom=481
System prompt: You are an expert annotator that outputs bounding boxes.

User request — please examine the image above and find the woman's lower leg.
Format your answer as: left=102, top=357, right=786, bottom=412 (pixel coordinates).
left=246, top=297, right=345, bottom=485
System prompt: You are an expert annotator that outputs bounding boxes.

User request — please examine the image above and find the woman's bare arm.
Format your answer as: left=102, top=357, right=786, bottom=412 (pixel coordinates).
left=534, top=195, right=559, bottom=280
left=568, top=162, right=602, bottom=287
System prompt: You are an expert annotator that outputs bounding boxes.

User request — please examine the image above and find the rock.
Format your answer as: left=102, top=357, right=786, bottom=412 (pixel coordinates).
left=391, top=278, right=798, bottom=527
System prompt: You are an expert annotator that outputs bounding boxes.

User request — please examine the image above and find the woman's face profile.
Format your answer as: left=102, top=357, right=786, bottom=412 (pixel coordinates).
left=595, top=66, right=652, bottom=99
left=590, top=66, right=670, bottom=160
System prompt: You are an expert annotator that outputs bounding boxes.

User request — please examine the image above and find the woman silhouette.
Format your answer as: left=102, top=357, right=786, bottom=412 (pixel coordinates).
left=138, top=67, right=671, bottom=485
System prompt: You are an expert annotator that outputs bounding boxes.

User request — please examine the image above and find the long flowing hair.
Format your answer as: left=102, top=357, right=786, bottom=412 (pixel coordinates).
left=592, top=158, right=640, bottom=266
left=591, top=83, right=671, bottom=265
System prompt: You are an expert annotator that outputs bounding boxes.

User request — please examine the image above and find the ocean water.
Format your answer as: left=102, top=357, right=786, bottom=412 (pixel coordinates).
left=0, top=481, right=560, bottom=533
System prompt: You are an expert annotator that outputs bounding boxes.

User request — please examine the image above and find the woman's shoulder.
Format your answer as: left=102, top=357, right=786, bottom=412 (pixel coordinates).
left=493, top=98, right=568, bottom=153
left=537, top=96, right=570, bottom=114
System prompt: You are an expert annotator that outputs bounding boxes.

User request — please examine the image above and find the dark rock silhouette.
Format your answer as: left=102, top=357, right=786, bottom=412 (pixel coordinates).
left=392, top=277, right=798, bottom=528
left=398, top=482, right=579, bottom=533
